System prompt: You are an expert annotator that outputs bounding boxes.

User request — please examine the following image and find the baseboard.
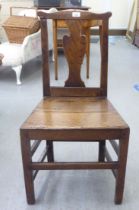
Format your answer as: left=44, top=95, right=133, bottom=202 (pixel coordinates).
left=57, top=29, right=127, bottom=47
left=91, top=29, right=126, bottom=36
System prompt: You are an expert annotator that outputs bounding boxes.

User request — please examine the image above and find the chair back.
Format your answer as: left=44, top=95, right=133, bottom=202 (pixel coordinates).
left=37, top=10, right=112, bottom=97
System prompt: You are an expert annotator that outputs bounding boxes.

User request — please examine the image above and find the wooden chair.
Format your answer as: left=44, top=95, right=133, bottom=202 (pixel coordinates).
left=20, top=10, right=130, bottom=205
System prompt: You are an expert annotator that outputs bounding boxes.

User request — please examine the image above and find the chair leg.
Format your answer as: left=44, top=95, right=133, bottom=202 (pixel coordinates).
left=47, top=140, right=54, bottom=162
left=12, top=65, right=22, bottom=85
left=20, top=133, right=35, bottom=204
left=83, top=27, right=90, bottom=79
left=86, top=28, right=90, bottom=79
left=115, top=134, right=129, bottom=204
left=98, top=140, right=106, bottom=162
left=53, top=20, right=58, bottom=80
left=99, top=25, right=102, bottom=56
left=52, top=49, right=55, bottom=62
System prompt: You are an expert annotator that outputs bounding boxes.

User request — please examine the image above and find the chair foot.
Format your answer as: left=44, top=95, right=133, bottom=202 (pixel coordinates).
left=27, top=198, right=35, bottom=205
left=114, top=134, right=129, bottom=205
left=114, top=198, right=122, bottom=205
left=12, top=65, right=22, bottom=85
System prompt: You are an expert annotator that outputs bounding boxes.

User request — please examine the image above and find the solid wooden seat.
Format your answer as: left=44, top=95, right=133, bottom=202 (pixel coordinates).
left=20, top=10, right=130, bottom=205
left=21, top=97, right=128, bottom=131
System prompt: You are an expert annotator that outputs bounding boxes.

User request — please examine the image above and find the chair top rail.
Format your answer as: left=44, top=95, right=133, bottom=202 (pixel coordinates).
left=38, top=10, right=112, bottom=20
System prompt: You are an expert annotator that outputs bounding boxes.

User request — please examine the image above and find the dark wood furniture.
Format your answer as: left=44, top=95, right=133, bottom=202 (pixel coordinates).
left=20, top=10, right=130, bottom=205
left=38, top=5, right=89, bottom=10
left=36, top=2, right=89, bottom=11
left=133, top=0, right=139, bottom=47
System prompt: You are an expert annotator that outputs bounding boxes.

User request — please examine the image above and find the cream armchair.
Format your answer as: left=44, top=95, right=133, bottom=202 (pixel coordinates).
left=0, top=30, right=41, bottom=85
left=0, top=8, right=56, bottom=85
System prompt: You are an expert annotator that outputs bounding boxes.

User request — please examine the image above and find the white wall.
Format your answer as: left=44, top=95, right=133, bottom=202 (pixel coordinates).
left=82, top=0, right=134, bottom=29
left=0, top=0, right=135, bottom=32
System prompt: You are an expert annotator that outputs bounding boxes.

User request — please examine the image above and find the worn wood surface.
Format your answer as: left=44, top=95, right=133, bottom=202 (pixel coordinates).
left=20, top=10, right=130, bottom=205
left=21, top=97, right=128, bottom=130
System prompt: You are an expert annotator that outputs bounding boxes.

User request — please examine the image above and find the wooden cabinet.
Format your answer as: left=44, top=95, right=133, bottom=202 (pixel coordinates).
left=34, top=0, right=60, bottom=7
left=35, top=0, right=89, bottom=10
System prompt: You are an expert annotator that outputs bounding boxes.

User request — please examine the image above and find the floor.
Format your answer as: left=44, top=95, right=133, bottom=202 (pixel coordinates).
left=0, top=37, right=139, bottom=210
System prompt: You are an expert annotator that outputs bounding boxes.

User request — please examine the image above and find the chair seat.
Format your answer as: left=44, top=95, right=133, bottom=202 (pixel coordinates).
left=21, top=97, right=128, bottom=131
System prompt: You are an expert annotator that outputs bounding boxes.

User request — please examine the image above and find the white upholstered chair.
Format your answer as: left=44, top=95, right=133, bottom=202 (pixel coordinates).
left=0, top=30, right=41, bottom=85
left=0, top=8, right=55, bottom=85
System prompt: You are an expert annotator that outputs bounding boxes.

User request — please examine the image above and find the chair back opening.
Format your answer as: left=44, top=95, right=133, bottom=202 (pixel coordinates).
left=38, top=10, right=112, bottom=97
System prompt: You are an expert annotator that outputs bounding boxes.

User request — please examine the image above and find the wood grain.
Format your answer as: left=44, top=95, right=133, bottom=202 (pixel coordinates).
left=20, top=10, right=130, bottom=205
left=21, top=97, right=128, bottom=130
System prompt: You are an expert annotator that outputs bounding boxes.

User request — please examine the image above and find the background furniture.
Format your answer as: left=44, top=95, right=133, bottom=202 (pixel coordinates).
left=0, top=8, right=41, bottom=85
left=133, top=0, right=139, bottom=46
left=20, top=10, right=130, bottom=205
left=0, top=8, right=54, bottom=85
left=35, top=0, right=89, bottom=10
left=35, top=2, right=89, bottom=80
left=53, top=18, right=102, bottom=80
left=0, top=29, right=41, bottom=85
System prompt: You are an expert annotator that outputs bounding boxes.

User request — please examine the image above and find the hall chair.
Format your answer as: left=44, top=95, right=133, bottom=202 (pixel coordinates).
left=20, top=10, right=130, bottom=204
